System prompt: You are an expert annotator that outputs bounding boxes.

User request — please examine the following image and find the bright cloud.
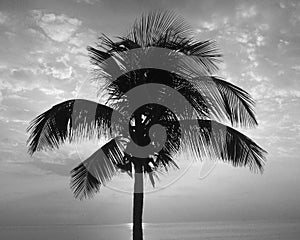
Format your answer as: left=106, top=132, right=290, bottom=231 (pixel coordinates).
left=236, top=5, right=257, bottom=19
left=40, top=87, right=65, bottom=97
left=75, top=0, right=100, bottom=4
left=0, top=90, right=3, bottom=104
left=0, top=11, right=8, bottom=24
left=200, top=21, right=218, bottom=31
left=42, top=61, right=73, bottom=79
left=32, top=10, right=82, bottom=42
left=291, top=65, right=300, bottom=72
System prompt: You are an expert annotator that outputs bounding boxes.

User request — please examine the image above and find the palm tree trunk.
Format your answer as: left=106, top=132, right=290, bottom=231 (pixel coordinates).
left=133, top=162, right=144, bottom=240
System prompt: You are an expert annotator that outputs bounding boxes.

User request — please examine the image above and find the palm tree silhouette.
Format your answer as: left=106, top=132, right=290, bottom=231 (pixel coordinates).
left=27, top=11, right=266, bottom=240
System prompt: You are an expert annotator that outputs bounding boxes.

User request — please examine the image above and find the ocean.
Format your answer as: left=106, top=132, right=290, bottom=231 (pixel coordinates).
left=0, top=220, right=299, bottom=240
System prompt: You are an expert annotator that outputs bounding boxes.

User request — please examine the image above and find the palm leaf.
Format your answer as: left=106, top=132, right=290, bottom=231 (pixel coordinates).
left=178, top=119, right=266, bottom=173
left=105, top=66, right=257, bottom=129
left=88, top=10, right=222, bottom=80
left=190, top=76, right=257, bottom=127
left=87, top=45, right=112, bottom=66
left=105, top=68, right=209, bottom=119
left=177, top=39, right=222, bottom=73
left=156, top=37, right=222, bottom=74
left=128, top=10, right=192, bottom=47
left=70, top=138, right=125, bottom=200
left=130, top=104, right=182, bottom=172
left=155, top=148, right=179, bottom=172
left=27, top=99, right=124, bottom=155
left=128, top=11, right=222, bottom=73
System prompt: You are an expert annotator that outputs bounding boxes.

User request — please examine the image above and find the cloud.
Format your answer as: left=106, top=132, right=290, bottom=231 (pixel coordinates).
left=40, top=87, right=64, bottom=97
left=0, top=11, right=8, bottom=24
left=196, top=16, right=229, bottom=32
left=0, top=90, right=3, bottom=104
left=33, top=52, right=74, bottom=80
left=27, top=160, right=78, bottom=176
left=290, top=2, right=300, bottom=25
left=42, top=62, right=73, bottom=79
left=32, top=10, right=82, bottom=42
left=236, top=32, right=251, bottom=44
left=75, top=0, right=100, bottom=4
left=243, top=70, right=268, bottom=83
left=249, top=82, right=300, bottom=100
left=291, top=65, right=300, bottom=72
left=279, top=2, right=286, bottom=9
left=198, top=21, right=218, bottom=31
left=0, top=67, right=39, bottom=93
left=236, top=5, right=257, bottom=19
left=258, top=23, right=269, bottom=31
left=256, top=35, right=265, bottom=46
left=68, top=29, right=96, bottom=48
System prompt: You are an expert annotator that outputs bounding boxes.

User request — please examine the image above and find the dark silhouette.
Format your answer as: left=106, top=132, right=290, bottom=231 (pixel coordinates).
left=27, top=11, right=266, bottom=240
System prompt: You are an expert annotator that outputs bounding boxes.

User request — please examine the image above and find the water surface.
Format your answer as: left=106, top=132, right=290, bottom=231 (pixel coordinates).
left=1, top=220, right=299, bottom=240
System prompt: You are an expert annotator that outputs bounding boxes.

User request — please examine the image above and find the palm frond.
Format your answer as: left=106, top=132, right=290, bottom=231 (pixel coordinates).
left=105, top=68, right=209, bottom=119
left=157, top=37, right=222, bottom=74
left=27, top=99, right=124, bottom=155
left=88, top=34, right=141, bottom=68
left=190, top=76, right=257, bottom=127
left=70, top=138, right=125, bottom=200
left=87, top=45, right=112, bottom=66
left=155, top=148, right=179, bottom=172
left=103, top=35, right=142, bottom=52
left=89, top=10, right=192, bottom=55
left=120, top=103, right=182, bottom=174
left=138, top=104, right=181, bottom=172
left=128, top=10, right=192, bottom=47
left=179, top=119, right=266, bottom=173
left=131, top=11, right=222, bottom=74
left=89, top=11, right=221, bottom=76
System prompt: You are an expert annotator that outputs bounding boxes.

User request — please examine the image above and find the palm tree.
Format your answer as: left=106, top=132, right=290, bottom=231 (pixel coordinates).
left=27, top=11, right=266, bottom=240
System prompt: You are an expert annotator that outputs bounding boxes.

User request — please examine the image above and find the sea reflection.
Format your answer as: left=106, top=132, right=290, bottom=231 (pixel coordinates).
left=1, top=221, right=299, bottom=240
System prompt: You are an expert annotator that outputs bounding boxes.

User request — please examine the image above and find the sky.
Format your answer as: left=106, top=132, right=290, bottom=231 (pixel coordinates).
left=0, top=0, right=300, bottom=228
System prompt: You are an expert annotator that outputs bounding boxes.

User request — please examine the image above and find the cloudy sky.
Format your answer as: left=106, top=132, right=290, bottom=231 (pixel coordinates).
left=0, top=0, right=300, bottom=227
